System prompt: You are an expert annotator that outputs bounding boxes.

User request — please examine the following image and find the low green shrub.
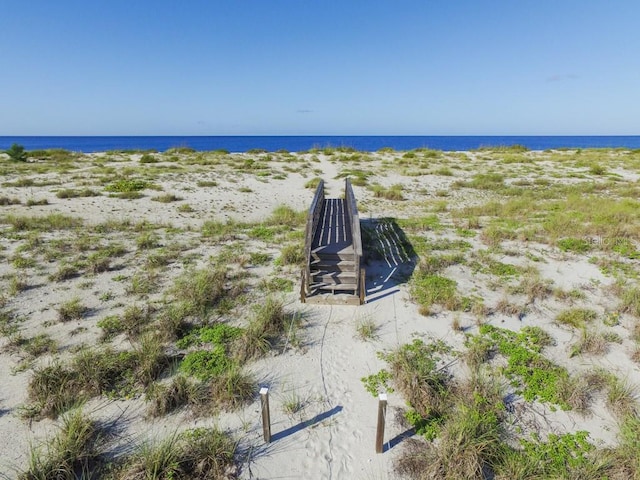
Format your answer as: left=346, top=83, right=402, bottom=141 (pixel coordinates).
left=558, top=237, right=592, bottom=253
left=104, top=179, right=149, bottom=193
left=139, top=153, right=158, bottom=163
left=177, top=323, right=243, bottom=349
left=180, top=348, right=237, bottom=380
left=411, top=273, right=466, bottom=314
left=477, top=324, right=569, bottom=408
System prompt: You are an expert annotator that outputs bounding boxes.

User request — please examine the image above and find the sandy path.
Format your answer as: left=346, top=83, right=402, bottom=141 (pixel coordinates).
left=237, top=279, right=461, bottom=480
left=239, top=303, right=392, bottom=479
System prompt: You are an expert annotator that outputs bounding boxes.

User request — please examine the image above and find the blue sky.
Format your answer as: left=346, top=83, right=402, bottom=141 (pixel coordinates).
left=1, top=1, right=639, bottom=135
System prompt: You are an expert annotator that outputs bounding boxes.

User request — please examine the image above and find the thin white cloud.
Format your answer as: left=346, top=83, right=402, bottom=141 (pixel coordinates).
left=546, top=74, right=579, bottom=82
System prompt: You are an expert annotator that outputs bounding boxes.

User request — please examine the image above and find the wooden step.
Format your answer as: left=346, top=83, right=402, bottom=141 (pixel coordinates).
left=305, top=293, right=361, bottom=306
left=311, top=251, right=355, bottom=262
left=311, top=272, right=357, bottom=284
left=310, top=282, right=358, bottom=292
left=310, top=259, right=355, bottom=273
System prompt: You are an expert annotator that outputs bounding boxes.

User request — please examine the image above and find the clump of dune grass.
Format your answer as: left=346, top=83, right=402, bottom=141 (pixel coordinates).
left=556, top=375, right=596, bottom=414
left=112, top=427, right=236, bottom=480
left=126, top=270, right=159, bottom=297
left=11, top=253, right=36, bottom=269
left=8, top=272, right=29, bottom=295
left=620, top=286, right=640, bottom=317
left=49, top=263, right=79, bottom=282
left=26, top=343, right=168, bottom=419
left=56, top=188, right=100, bottom=199
left=355, top=317, right=379, bottom=341
left=395, top=372, right=505, bottom=480
left=146, top=375, right=198, bottom=417
left=417, top=253, right=464, bottom=275
left=277, top=243, right=304, bottom=265
left=494, top=297, right=526, bottom=317
left=156, top=302, right=193, bottom=341
left=509, top=271, right=553, bottom=302
left=281, top=388, right=307, bottom=417
left=197, top=180, right=218, bottom=187
left=57, top=298, right=88, bottom=322
left=151, top=320, right=254, bottom=414
left=170, top=267, right=228, bottom=317
left=18, top=333, right=57, bottom=358
left=455, top=172, right=506, bottom=191
left=96, top=315, right=124, bottom=341
left=20, top=409, right=106, bottom=480
left=235, top=297, right=296, bottom=362
left=570, top=329, right=610, bottom=357
left=26, top=198, right=49, bottom=206
left=151, top=193, right=183, bottom=203
left=136, top=231, right=159, bottom=250
left=207, top=366, right=255, bottom=412
left=134, top=333, right=170, bottom=386
left=384, top=339, right=453, bottom=420
left=606, top=375, right=638, bottom=418
left=2, top=213, right=82, bottom=231
left=589, top=163, right=607, bottom=175
left=139, top=153, right=158, bottom=163
left=304, top=176, right=323, bottom=189
left=479, top=224, right=517, bottom=247
left=370, top=183, right=405, bottom=200
left=609, top=414, right=640, bottom=478
left=462, top=335, right=494, bottom=370
left=555, top=308, right=598, bottom=329
left=87, top=251, right=112, bottom=274
left=177, top=203, right=195, bottom=212
left=266, top=204, right=306, bottom=227
left=557, top=237, right=592, bottom=254
left=120, top=304, right=152, bottom=339
left=0, top=196, right=21, bottom=205
left=201, top=219, right=244, bottom=240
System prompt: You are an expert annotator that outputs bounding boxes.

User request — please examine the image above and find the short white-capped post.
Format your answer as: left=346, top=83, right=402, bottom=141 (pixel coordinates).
left=260, top=387, right=271, bottom=443
left=376, top=393, right=387, bottom=453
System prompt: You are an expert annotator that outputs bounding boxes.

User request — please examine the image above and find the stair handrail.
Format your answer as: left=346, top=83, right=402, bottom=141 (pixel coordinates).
left=302, top=180, right=325, bottom=295
left=344, top=178, right=362, bottom=257
left=345, top=178, right=363, bottom=303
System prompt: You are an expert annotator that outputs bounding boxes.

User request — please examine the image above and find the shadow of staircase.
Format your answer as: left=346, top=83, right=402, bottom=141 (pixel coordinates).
left=360, top=217, right=418, bottom=303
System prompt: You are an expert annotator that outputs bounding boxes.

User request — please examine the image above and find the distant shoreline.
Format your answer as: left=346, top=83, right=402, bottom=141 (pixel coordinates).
left=2, top=135, right=640, bottom=153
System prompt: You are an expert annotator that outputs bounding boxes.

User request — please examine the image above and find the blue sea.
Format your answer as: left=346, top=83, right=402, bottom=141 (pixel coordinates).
left=1, top=136, right=640, bottom=153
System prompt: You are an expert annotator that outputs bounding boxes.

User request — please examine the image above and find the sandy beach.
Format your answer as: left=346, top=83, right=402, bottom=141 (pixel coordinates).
left=1, top=147, right=640, bottom=479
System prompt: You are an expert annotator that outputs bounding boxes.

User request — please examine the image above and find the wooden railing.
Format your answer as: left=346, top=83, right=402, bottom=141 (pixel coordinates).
left=344, top=178, right=364, bottom=303
left=301, top=180, right=325, bottom=301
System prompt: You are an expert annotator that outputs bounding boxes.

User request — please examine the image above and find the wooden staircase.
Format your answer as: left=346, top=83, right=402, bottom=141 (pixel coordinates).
left=301, top=180, right=364, bottom=305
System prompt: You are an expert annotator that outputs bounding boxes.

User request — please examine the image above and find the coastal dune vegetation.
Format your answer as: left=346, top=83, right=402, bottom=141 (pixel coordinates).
left=0, top=145, right=640, bottom=478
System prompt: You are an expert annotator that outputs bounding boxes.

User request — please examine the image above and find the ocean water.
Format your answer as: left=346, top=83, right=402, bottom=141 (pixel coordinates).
left=1, top=136, right=640, bottom=153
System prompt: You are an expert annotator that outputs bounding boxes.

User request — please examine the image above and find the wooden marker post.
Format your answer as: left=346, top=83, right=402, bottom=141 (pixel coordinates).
left=375, top=393, right=387, bottom=453
left=260, top=387, right=271, bottom=443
